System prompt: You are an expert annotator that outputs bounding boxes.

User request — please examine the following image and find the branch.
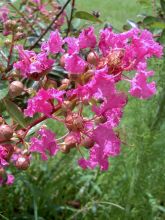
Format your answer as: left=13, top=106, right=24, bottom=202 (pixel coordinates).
left=22, top=104, right=62, bottom=139
left=30, top=0, right=72, bottom=50
left=66, top=0, right=75, bottom=36
left=8, top=2, right=38, bottom=36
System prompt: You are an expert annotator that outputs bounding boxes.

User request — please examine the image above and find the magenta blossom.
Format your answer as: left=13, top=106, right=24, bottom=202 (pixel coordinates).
left=41, top=30, right=64, bottom=54
left=64, top=37, right=80, bottom=54
left=64, top=54, right=87, bottom=74
left=30, top=127, right=59, bottom=160
left=79, top=26, right=97, bottom=49
left=14, top=46, right=54, bottom=79
left=129, top=70, right=156, bottom=99
left=24, top=88, right=64, bottom=117
left=78, top=123, right=120, bottom=170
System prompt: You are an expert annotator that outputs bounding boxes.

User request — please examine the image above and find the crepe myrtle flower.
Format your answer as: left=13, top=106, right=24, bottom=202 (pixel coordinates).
left=41, top=30, right=64, bottom=54
left=14, top=45, right=54, bottom=80
left=24, top=88, right=65, bottom=117
left=29, top=127, right=59, bottom=160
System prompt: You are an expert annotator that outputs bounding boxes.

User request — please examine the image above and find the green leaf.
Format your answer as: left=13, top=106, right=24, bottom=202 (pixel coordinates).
left=0, top=81, right=9, bottom=100
left=46, top=118, right=66, bottom=136
left=74, top=11, right=102, bottom=23
left=149, top=22, right=165, bottom=29
left=158, top=29, right=165, bottom=45
left=3, top=99, right=27, bottom=128
left=26, top=120, right=47, bottom=137
left=143, top=16, right=160, bottom=25
left=160, top=0, right=165, bottom=14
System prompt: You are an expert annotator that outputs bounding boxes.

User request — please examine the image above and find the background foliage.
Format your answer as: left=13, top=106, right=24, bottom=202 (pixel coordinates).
left=0, top=0, right=165, bottom=219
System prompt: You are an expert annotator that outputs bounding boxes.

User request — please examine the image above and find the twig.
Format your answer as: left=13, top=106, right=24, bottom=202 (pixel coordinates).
left=22, top=104, right=62, bottom=139
left=7, top=31, right=15, bottom=69
left=30, top=0, right=72, bottom=50
left=8, top=2, right=37, bottom=35
left=66, top=0, right=75, bottom=36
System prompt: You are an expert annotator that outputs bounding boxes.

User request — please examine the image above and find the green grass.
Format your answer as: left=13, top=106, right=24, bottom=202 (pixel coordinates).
left=1, top=1, right=165, bottom=220
left=76, top=0, right=152, bottom=30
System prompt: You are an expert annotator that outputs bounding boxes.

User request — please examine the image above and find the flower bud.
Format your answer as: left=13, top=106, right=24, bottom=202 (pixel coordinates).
left=0, top=125, right=13, bottom=142
left=60, top=54, right=67, bottom=68
left=69, top=73, right=81, bottom=82
left=87, top=52, right=98, bottom=65
left=62, top=99, right=77, bottom=116
left=15, top=32, right=26, bottom=41
left=16, top=130, right=25, bottom=139
left=80, top=137, right=95, bottom=149
left=15, top=155, right=30, bottom=170
left=0, top=117, right=4, bottom=125
left=16, top=26, right=23, bottom=32
left=4, top=39, right=12, bottom=46
left=2, top=144, right=14, bottom=161
left=9, top=81, right=24, bottom=98
left=60, top=144, right=70, bottom=154
left=44, top=79, right=57, bottom=89
left=82, top=69, right=94, bottom=84
left=4, top=19, right=17, bottom=31
left=64, top=134, right=77, bottom=149
left=95, top=116, right=107, bottom=125
left=59, top=78, right=70, bottom=90
left=65, top=113, right=84, bottom=131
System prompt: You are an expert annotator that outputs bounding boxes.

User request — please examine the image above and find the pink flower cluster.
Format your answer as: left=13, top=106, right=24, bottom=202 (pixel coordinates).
left=14, top=46, right=54, bottom=79
left=14, top=27, right=163, bottom=172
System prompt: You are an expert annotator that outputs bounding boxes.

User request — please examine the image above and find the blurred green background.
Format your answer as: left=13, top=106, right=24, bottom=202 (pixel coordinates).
left=1, top=0, right=165, bottom=220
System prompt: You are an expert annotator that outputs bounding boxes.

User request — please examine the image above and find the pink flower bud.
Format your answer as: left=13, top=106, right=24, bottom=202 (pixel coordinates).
left=0, top=125, right=13, bottom=142
left=87, top=52, right=98, bottom=65
left=95, top=116, right=107, bottom=125
left=4, top=19, right=17, bottom=31
left=2, top=144, right=14, bottom=161
left=9, top=81, right=24, bottom=98
left=64, top=134, right=77, bottom=149
left=65, top=113, right=83, bottom=131
left=60, top=54, right=67, bottom=68
left=59, top=78, right=70, bottom=90
left=15, top=155, right=30, bottom=170
left=60, top=144, right=70, bottom=154
left=16, top=130, right=25, bottom=139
